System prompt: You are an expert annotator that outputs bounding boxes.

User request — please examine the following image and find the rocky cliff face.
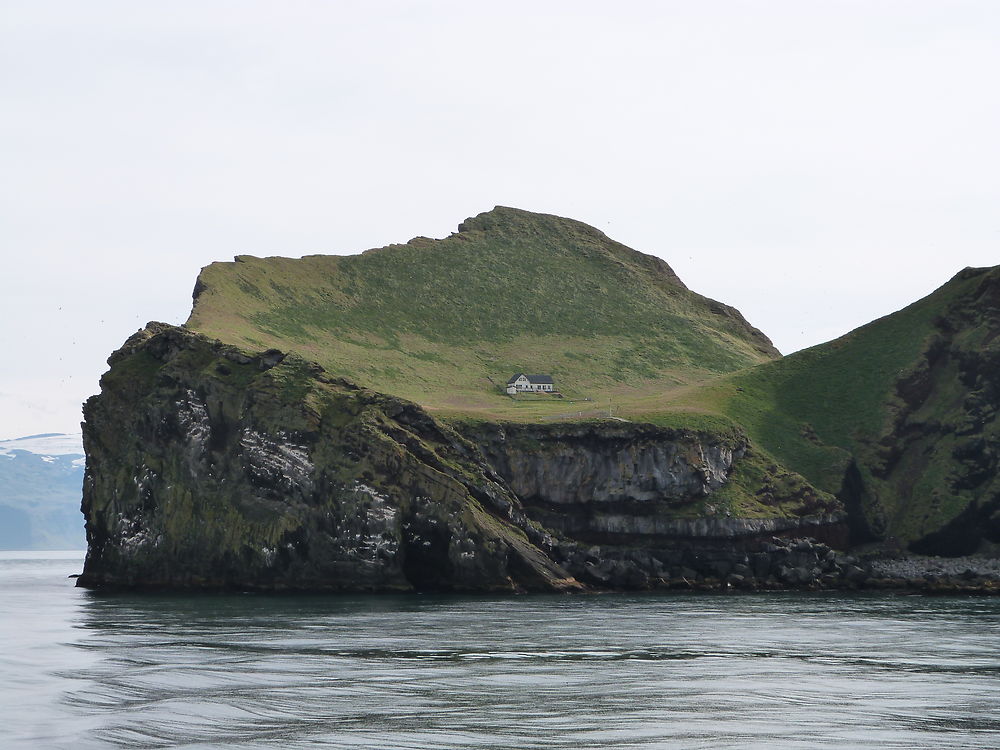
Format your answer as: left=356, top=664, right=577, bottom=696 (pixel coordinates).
left=457, top=421, right=848, bottom=589
left=80, top=324, right=855, bottom=593
left=467, top=421, right=841, bottom=527
left=470, top=422, right=741, bottom=507
left=78, top=323, right=579, bottom=592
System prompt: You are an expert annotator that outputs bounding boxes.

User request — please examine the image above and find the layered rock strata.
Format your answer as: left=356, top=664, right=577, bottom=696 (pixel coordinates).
left=463, top=422, right=841, bottom=537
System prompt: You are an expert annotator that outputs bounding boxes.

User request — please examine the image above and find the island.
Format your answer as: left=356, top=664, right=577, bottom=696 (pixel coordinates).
left=77, top=207, right=1000, bottom=593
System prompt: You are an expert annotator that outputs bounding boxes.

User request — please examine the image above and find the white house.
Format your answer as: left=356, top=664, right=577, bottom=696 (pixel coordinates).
left=506, top=373, right=555, bottom=394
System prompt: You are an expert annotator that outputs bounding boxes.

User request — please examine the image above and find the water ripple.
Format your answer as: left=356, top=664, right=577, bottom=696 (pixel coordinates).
left=3, top=556, right=1000, bottom=749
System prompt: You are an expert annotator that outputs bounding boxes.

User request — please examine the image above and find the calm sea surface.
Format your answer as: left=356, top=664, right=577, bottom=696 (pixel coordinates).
left=3, top=552, right=1000, bottom=749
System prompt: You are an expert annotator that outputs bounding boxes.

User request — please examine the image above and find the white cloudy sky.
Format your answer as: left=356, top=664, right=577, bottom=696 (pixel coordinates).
left=2, top=1, right=998, bottom=438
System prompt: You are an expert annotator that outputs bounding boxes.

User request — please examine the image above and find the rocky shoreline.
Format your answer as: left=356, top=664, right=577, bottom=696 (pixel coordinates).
left=564, top=536, right=1000, bottom=595
left=860, top=553, right=1000, bottom=594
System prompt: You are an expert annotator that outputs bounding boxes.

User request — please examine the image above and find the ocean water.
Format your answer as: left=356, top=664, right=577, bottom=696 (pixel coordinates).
left=3, top=552, right=1000, bottom=749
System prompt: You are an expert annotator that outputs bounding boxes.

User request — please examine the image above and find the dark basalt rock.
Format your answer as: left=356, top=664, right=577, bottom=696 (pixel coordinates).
left=82, top=324, right=986, bottom=594
left=78, top=323, right=580, bottom=593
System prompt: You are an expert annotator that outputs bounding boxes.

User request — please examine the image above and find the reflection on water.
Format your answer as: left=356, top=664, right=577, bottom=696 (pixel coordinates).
left=3, top=553, right=1000, bottom=749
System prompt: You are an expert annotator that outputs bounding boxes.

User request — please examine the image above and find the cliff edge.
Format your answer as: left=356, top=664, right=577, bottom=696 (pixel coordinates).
left=79, top=324, right=848, bottom=592
left=78, top=323, right=579, bottom=592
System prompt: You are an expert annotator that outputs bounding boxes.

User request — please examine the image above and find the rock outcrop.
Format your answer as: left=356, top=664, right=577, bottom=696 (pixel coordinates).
left=78, top=323, right=580, bottom=592
left=461, top=421, right=843, bottom=539
left=458, top=421, right=848, bottom=589
left=80, top=324, right=856, bottom=593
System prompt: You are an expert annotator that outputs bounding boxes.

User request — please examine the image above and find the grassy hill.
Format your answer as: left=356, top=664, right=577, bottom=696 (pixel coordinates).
left=187, top=206, right=778, bottom=421
left=184, top=205, right=1000, bottom=552
left=680, top=267, right=1000, bottom=550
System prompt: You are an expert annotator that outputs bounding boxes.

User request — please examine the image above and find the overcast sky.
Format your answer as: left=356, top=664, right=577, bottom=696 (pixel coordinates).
left=2, top=1, right=998, bottom=439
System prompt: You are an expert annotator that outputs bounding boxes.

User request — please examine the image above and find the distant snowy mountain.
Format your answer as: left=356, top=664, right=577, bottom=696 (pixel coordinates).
left=0, top=433, right=85, bottom=550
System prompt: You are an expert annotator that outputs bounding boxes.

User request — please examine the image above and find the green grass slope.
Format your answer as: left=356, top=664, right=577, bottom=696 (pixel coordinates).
left=186, top=207, right=778, bottom=421
left=704, top=267, right=1000, bottom=551
left=183, top=205, right=1000, bottom=550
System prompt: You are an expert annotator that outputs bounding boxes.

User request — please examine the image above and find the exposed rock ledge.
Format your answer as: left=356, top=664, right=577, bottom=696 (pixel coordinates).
left=458, top=421, right=845, bottom=546
left=587, top=513, right=848, bottom=539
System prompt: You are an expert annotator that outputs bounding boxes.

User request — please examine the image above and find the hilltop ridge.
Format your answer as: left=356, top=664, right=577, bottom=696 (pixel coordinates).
left=453, top=206, right=689, bottom=290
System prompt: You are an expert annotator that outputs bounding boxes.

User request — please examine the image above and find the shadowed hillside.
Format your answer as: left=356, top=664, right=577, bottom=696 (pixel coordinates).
left=703, top=267, right=1000, bottom=552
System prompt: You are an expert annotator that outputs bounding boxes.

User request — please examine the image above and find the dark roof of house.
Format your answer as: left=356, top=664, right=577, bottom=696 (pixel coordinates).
left=507, top=373, right=554, bottom=385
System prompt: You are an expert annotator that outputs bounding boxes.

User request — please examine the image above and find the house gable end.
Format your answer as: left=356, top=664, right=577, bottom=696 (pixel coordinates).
left=506, top=373, right=555, bottom=392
